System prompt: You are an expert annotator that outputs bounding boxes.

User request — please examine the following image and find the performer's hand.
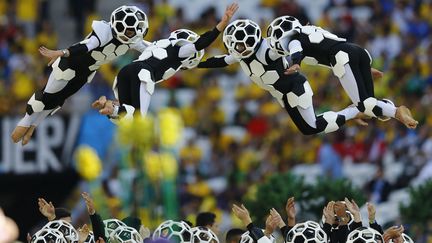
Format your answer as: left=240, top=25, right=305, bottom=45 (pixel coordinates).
left=323, top=201, right=335, bottom=225
left=284, top=64, right=300, bottom=75
left=39, top=46, right=63, bottom=66
left=367, top=202, right=376, bottom=223
left=92, top=96, right=108, bottom=110
left=216, top=3, right=239, bottom=31
left=81, top=192, right=96, bottom=215
left=99, top=100, right=114, bottom=115
left=38, top=198, right=56, bottom=221
left=77, top=224, right=90, bottom=243
left=344, top=198, right=361, bottom=223
left=371, top=68, right=383, bottom=79
left=285, top=197, right=296, bottom=226
left=232, top=204, right=252, bottom=226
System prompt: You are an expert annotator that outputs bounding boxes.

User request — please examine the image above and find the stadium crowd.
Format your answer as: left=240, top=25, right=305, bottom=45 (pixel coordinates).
left=1, top=0, right=432, bottom=242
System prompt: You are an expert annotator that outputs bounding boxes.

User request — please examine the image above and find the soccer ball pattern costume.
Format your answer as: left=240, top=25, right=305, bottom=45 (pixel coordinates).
left=347, top=227, right=384, bottom=243
left=31, top=228, right=67, bottom=243
left=110, top=225, right=143, bottom=243
left=42, top=220, right=79, bottom=243
left=198, top=19, right=358, bottom=135
left=15, top=5, right=149, bottom=141
left=103, top=218, right=127, bottom=238
left=286, top=221, right=327, bottom=243
left=152, top=220, right=193, bottom=243
left=267, top=16, right=398, bottom=121
left=223, top=19, right=261, bottom=59
left=191, top=226, right=219, bottom=243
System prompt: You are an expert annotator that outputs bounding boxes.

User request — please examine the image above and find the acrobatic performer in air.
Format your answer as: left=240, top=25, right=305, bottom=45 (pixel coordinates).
left=266, top=16, right=418, bottom=129
left=198, top=19, right=372, bottom=135
left=12, top=6, right=149, bottom=145
left=91, top=3, right=239, bottom=122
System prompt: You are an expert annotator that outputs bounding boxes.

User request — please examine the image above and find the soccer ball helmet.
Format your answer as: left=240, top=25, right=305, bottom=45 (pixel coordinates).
left=153, top=220, right=193, bottom=243
left=169, top=29, right=205, bottom=69
left=110, top=5, right=148, bottom=44
left=104, top=219, right=127, bottom=238
left=389, top=233, right=414, bottom=243
left=191, top=226, right=219, bottom=243
left=347, top=227, right=384, bottom=243
left=223, top=19, right=261, bottom=59
left=286, top=221, right=327, bottom=243
left=31, top=228, right=67, bottom=243
left=42, top=220, right=79, bottom=243
left=267, top=16, right=302, bottom=56
left=110, top=225, right=143, bottom=243
left=84, top=231, right=95, bottom=243
left=239, top=231, right=253, bottom=243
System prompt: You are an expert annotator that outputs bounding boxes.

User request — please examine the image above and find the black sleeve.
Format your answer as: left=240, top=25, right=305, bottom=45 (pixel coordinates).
left=246, top=223, right=266, bottom=241
left=198, top=56, right=230, bottom=68
left=90, top=213, right=107, bottom=241
left=349, top=221, right=363, bottom=232
left=370, top=221, right=384, bottom=234
left=67, top=43, right=89, bottom=57
left=280, top=225, right=292, bottom=238
left=334, top=225, right=349, bottom=243
left=194, top=27, right=221, bottom=51
left=290, top=51, right=304, bottom=65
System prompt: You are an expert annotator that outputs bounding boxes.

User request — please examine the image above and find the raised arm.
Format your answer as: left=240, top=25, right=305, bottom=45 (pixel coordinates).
left=82, top=192, right=107, bottom=242
left=198, top=54, right=238, bottom=68
left=178, top=3, right=238, bottom=58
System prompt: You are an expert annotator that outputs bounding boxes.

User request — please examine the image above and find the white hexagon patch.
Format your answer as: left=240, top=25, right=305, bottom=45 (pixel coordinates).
left=261, top=70, right=279, bottom=85
left=322, top=111, right=339, bottom=133
left=138, top=69, right=155, bottom=94
left=102, top=43, right=116, bottom=56
left=249, top=60, right=265, bottom=77
left=332, top=51, right=350, bottom=78
left=138, top=50, right=152, bottom=61
left=240, top=61, right=251, bottom=76
left=156, top=39, right=171, bottom=48
left=152, top=48, right=168, bottom=60
left=91, top=51, right=106, bottom=61
left=363, top=97, right=378, bottom=118
left=61, top=68, right=76, bottom=81
left=28, top=94, right=45, bottom=112
left=269, top=89, right=285, bottom=107
left=115, top=45, right=129, bottom=56
left=303, top=56, right=319, bottom=65
left=308, top=32, right=324, bottom=43
left=162, top=67, right=177, bottom=80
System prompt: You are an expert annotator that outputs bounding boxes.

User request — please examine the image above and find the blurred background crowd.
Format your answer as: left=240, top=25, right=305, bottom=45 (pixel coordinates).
left=1, top=0, right=432, bottom=242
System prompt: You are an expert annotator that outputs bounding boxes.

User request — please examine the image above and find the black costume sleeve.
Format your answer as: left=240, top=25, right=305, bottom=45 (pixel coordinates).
left=90, top=213, right=107, bottom=241
left=198, top=56, right=230, bottom=68
left=290, top=51, right=304, bottom=65
left=194, top=27, right=221, bottom=51
left=349, top=221, right=363, bottom=231
left=280, top=225, right=293, bottom=238
left=67, top=43, right=89, bottom=57
left=246, top=223, right=266, bottom=241
left=370, top=221, right=384, bottom=234
left=334, top=225, right=349, bottom=243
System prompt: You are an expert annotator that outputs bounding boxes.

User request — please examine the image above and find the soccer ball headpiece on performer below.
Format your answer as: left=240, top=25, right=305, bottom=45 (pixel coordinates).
left=169, top=29, right=205, bottom=69
left=267, top=15, right=302, bottom=56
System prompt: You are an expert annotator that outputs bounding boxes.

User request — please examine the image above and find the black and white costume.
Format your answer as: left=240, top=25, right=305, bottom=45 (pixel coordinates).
left=18, top=20, right=148, bottom=128
left=109, top=28, right=220, bottom=120
left=199, top=37, right=358, bottom=135
left=271, top=21, right=397, bottom=120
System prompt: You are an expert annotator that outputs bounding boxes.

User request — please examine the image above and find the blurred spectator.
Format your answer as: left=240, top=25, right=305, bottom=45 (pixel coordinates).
left=196, top=212, right=219, bottom=233
left=318, top=136, right=343, bottom=179
left=365, top=166, right=392, bottom=203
